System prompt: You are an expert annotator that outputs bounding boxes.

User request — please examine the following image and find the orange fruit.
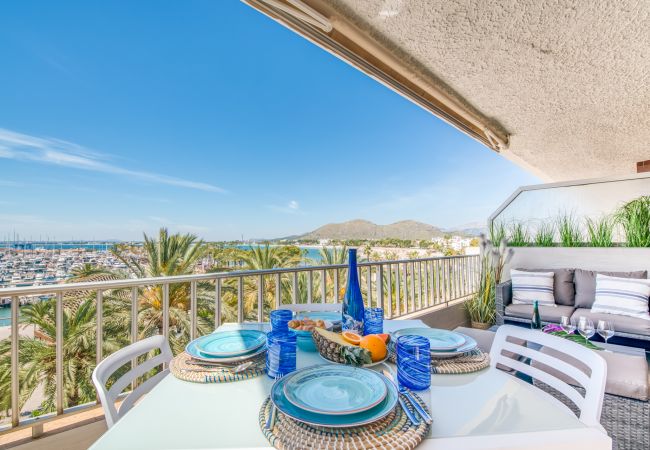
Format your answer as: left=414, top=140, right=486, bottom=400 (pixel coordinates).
left=342, top=331, right=361, bottom=345
left=360, top=335, right=387, bottom=362
left=376, top=333, right=391, bottom=344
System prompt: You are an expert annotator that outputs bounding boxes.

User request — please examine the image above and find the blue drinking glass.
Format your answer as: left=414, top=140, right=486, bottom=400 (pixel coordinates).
left=265, top=330, right=297, bottom=378
left=270, top=309, right=293, bottom=332
left=396, top=335, right=431, bottom=391
left=363, top=307, right=384, bottom=335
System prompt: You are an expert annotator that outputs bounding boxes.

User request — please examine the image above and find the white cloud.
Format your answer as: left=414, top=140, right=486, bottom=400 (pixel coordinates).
left=267, top=200, right=303, bottom=214
left=0, top=128, right=226, bottom=193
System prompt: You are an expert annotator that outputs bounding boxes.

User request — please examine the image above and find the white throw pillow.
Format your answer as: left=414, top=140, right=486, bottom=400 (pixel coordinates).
left=591, top=274, right=650, bottom=320
left=510, top=269, right=555, bottom=306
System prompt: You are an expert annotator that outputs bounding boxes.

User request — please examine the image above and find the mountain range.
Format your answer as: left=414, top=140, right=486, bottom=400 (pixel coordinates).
left=286, top=219, right=483, bottom=241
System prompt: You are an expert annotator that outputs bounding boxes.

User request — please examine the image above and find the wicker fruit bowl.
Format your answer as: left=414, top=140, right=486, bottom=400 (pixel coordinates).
left=312, top=328, right=390, bottom=366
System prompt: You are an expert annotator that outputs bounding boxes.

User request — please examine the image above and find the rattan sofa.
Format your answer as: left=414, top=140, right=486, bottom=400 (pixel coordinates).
left=495, top=268, right=650, bottom=349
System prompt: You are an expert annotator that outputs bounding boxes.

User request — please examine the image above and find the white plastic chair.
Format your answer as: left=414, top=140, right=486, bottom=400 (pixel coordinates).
left=281, top=303, right=342, bottom=313
left=92, top=335, right=173, bottom=428
left=489, top=325, right=607, bottom=429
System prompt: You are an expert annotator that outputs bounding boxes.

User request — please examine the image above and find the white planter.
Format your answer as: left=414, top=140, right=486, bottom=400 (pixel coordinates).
left=503, top=247, right=650, bottom=279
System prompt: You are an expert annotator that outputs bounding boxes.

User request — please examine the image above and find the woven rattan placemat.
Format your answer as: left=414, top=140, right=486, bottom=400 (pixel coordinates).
left=170, top=351, right=266, bottom=383
left=388, top=348, right=490, bottom=374
left=259, top=391, right=430, bottom=450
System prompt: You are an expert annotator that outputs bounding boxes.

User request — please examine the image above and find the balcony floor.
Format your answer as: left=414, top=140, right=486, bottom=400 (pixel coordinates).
left=7, top=421, right=106, bottom=450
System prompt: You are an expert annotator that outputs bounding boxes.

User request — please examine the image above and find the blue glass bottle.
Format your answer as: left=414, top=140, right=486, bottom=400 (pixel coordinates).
left=342, top=248, right=364, bottom=334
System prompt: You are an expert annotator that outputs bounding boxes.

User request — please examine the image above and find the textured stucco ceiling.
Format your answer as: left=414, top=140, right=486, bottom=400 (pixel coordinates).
left=319, top=0, right=650, bottom=181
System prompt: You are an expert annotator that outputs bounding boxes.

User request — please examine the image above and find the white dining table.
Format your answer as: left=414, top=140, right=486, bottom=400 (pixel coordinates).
left=90, top=320, right=611, bottom=450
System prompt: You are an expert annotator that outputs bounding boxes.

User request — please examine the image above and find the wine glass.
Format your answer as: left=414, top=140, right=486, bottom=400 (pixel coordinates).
left=597, top=320, right=615, bottom=345
left=577, top=317, right=595, bottom=344
left=560, top=316, right=576, bottom=334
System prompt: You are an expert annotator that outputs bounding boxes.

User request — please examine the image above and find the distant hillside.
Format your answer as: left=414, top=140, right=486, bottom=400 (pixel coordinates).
left=443, top=221, right=486, bottom=237
left=298, top=220, right=448, bottom=240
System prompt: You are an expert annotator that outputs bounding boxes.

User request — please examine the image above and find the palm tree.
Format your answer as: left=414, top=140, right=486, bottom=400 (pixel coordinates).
left=0, top=298, right=128, bottom=415
left=221, top=244, right=304, bottom=320
left=111, top=228, right=213, bottom=353
left=316, top=246, right=347, bottom=302
left=317, top=246, right=348, bottom=266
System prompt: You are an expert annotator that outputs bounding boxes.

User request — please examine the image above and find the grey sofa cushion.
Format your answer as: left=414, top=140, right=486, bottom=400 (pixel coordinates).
left=574, top=269, right=647, bottom=308
left=532, top=346, right=649, bottom=401
left=516, top=268, right=575, bottom=306
left=505, top=304, right=575, bottom=323
left=571, top=308, right=650, bottom=336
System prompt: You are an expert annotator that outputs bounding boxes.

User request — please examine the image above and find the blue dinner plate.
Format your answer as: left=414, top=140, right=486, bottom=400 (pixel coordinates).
left=271, top=366, right=398, bottom=427
left=185, top=337, right=267, bottom=363
left=194, top=330, right=266, bottom=357
left=392, top=328, right=466, bottom=351
left=282, top=365, right=387, bottom=415
left=429, top=334, right=477, bottom=359
left=389, top=332, right=477, bottom=359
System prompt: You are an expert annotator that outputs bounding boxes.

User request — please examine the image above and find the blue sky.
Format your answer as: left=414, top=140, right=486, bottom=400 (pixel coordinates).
left=0, top=1, right=538, bottom=241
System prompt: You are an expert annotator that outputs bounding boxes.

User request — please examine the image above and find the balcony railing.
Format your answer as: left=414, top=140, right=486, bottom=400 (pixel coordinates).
left=0, top=254, right=479, bottom=433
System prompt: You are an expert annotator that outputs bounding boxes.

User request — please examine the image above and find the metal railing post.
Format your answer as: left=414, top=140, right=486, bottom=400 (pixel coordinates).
left=307, top=270, right=313, bottom=304
left=131, top=286, right=138, bottom=389
left=366, top=266, right=372, bottom=307
left=376, top=264, right=384, bottom=312
left=257, top=275, right=264, bottom=321
left=237, top=277, right=244, bottom=322
left=96, top=290, right=103, bottom=366
left=423, top=261, right=429, bottom=307
left=10, top=296, right=19, bottom=427
left=162, top=284, right=170, bottom=338
left=409, top=262, right=415, bottom=312
left=333, top=269, right=339, bottom=303
left=396, top=263, right=402, bottom=315
left=292, top=272, right=298, bottom=304
left=441, top=260, right=448, bottom=302
left=215, top=278, right=222, bottom=328
left=386, top=264, right=393, bottom=318
left=320, top=269, right=326, bottom=303
left=417, top=261, right=423, bottom=310
left=190, top=281, right=197, bottom=341
left=55, top=292, right=64, bottom=415
left=275, top=273, right=281, bottom=308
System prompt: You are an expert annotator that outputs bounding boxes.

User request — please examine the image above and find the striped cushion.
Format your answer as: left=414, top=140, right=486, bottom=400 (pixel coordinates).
left=591, top=274, right=650, bottom=320
left=511, top=269, right=555, bottom=306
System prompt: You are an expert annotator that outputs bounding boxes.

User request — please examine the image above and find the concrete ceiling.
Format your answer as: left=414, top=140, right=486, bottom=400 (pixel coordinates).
left=299, top=0, right=650, bottom=181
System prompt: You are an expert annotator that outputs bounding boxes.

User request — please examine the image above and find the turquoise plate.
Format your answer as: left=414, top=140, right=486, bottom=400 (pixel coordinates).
left=271, top=366, right=398, bottom=428
left=388, top=332, right=477, bottom=359
left=282, top=366, right=387, bottom=415
left=392, top=328, right=466, bottom=351
left=185, top=338, right=266, bottom=363
left=194, top=330, right=266, bottom=357
left=429, top=334, right=477, bottom=359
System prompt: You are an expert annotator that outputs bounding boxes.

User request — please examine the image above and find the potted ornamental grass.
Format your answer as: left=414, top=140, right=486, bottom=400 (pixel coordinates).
left=466, top=235, right=512, bottom=329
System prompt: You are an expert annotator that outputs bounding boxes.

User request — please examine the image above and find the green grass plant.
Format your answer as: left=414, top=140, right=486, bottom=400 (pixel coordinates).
left=533, top=222, right=555, bottom=247
left=586, top=216, right=614, bottom=247
left=489, top=221, right=506, bottom=246
left=615, top=196, right=650, bottom=247
left=556, top=212, right=582, bottom=247
left=507, top=221, right=530, bottom=247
